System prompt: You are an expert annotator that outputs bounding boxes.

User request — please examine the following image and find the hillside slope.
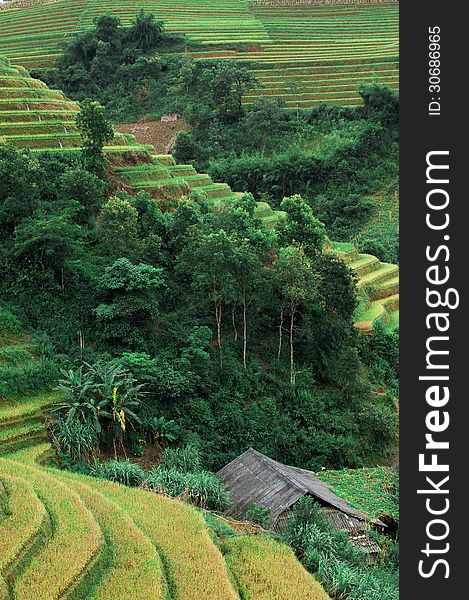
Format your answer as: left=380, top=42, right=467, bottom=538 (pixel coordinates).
left=0, top=0, right=398, bottom=108
left=0, top=399, right=330, bottom=599
left=0, top=55, right=283, bottom=222
left=0, top=54, right=398, bottom=330
left=0, top=307, right=328, bottom=599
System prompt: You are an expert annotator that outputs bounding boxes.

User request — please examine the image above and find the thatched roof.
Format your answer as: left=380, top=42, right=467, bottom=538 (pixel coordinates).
left=216, top=448, right=369, bottom=522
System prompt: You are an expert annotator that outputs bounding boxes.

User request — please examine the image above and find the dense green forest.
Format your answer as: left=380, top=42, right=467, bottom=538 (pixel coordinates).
left=0, top=139, right=398, bottom=470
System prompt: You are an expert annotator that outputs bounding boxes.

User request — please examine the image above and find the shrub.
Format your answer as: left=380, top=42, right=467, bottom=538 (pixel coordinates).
left=0, top=359, right=59, bottom=398
left=283, top=498, right=398, bottom=600
left=160, top=443, right=202, bottom=473
left=244, top=503, right=272, bottom=528
left=0, top=346, right=32, bottom=366
left=96, top=459, right=146, bottom=487
left=146, top=468, right=230, bottom=511
left=0, top=307, right=22, bottom=336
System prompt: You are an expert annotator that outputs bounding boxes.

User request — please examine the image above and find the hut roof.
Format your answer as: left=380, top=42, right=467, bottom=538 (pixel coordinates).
left=216, top=448, right=370, bottom=522
left=319, top=508, right=382, bottom=554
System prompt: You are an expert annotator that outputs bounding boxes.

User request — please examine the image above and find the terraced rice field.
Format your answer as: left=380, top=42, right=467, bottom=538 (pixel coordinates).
left=0, top=388, right=329, bottom=598
left=0, top=58, right=151, bottom=153
left=0, top=1, right=398, bottom=107
left=0, top=312, right=328, bottom=599
left=0, top=55, right=284, bottom=215
left=331, top=241, right=399, bottom=332
left=223, top=536, right=330, bottom=599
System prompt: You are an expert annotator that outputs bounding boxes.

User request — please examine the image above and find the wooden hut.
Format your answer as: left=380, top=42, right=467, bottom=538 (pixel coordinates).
left=216, top=448, right=382, bottom=557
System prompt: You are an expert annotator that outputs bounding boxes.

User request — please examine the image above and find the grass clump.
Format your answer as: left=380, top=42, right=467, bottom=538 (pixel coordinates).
left=283, top=497, right=399, bottom=600
left=244, top=503, right=272, bottom=528
left=51, top=416, right=98, bottom=464
left=95, top=459, right=145, bottom=488
left=159, top=443, right=202, bottom=473
left=146, top=467, right=231, bottom=511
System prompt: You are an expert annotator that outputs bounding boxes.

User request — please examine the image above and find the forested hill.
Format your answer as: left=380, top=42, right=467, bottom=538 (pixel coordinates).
left=1, top=4, right=399, bottom=599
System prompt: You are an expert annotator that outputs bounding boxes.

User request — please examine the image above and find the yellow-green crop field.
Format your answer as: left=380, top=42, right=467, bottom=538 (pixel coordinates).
left=0, top=316, right=329, bottom=598
left=0, top=427, right=331, bottom=599
left=223, top=535, right=331, bottom=599
left=0, top=0, right=398, bottom=107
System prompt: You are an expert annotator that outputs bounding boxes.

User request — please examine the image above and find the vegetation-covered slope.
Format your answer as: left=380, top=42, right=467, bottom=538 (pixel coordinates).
left=0, top=420, right=330, bottom=599
left=0, top=310, right=329, bottom=598
left=0, top=53, right=398, bottom=330
left=0, top=0, right=398, bottom=108
left=331, top=242, right=399, bottom=333
left=0, top=55, right=285, bottom=219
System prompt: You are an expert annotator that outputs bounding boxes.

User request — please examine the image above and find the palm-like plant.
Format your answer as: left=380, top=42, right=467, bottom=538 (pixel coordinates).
left=53, top=366, right=101, bottom=432
left=148, top=416, right=179, bottom=448
left=53, top=361, right=146, bottom=458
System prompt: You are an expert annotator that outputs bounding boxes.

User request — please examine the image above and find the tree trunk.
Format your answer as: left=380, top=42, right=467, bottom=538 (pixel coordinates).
left=278, top=305, right=284, bottom=361
left=290, top=301, right=295, bottom=385
left=232, top=306, right=238, bottom=341
left=243, top=288, right=247, bottom=370
left=215, top=300, right=223, bottom=366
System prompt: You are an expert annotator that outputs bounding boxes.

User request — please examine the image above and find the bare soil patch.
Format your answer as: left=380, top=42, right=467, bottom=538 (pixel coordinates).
left=115, top=116, right=190, bottom=154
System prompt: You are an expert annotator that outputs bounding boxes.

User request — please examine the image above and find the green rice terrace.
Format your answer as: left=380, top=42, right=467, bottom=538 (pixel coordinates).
left=0, top=319, right=331, bottom=599
left=331, top=242, right=399, bottom=333
left=0, top=54, right=399, bottom=332
left=0, top=0, right=399, bottom=108
left=0, top=55, right=281, bottom=218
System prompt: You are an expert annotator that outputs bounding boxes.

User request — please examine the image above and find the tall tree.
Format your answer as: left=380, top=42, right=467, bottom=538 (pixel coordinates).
left=95, top=258, right=165, bottom=348
left=276, top=195, right=327, bottom=257
left=202, top=61, right=258, bottom=121
left=13, top=210, right=83, bottom=291
left=0, top=145, right=41, bottom=236
left=273, top=246, right=317, bottom=384
left=76, top=99, right=114, bottom=177
left=178, top=230, right=238, bottom=364
left=126, top=9, right=164, bottom=52
left=97, top=196, right=140, bottom=258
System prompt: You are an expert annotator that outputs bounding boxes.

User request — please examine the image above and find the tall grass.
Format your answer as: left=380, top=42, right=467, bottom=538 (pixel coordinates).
left=146, top=468, right=231, bottom=511
left=51, top=417, right=98, bottom=463
left=94, top=459, right=145, bottom=487
left=283, top=497, right=399, bottom=600
left=159, top=443, right=202, bottom=473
